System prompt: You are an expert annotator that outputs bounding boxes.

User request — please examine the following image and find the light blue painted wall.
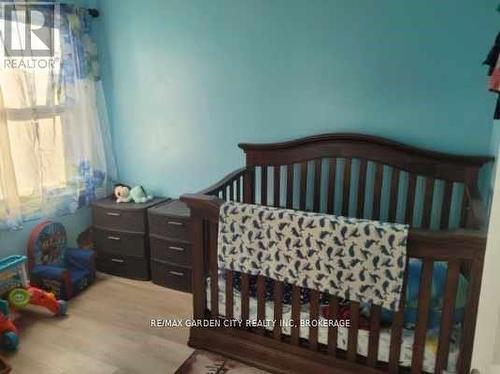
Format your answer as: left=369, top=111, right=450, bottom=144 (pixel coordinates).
left=97, top=0, right=498, bottom=198
left=2, top=0, right=498, bottom=254
left=0, top=209, right=91, bottom=257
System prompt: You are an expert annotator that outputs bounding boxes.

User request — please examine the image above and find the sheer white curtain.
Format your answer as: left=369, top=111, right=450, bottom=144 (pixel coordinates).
left=0, top=4, right=116, bottom=229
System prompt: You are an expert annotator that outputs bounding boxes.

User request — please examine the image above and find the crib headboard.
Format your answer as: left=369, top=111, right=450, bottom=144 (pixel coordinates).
left=183, top=133, right=493, bottom=374
left=237, top=133, right=493, bottom=230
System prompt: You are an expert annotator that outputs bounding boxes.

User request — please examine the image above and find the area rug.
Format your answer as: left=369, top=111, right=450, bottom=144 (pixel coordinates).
left=175, top=350, right=269, bottom=374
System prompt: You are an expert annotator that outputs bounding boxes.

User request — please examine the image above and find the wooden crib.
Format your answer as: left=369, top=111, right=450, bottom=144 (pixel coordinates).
left=181, top=133, right=493, bottom=374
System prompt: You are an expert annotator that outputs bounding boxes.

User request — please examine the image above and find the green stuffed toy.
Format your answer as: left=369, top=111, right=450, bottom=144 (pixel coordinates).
left=114, top=184, right=153, bottom=204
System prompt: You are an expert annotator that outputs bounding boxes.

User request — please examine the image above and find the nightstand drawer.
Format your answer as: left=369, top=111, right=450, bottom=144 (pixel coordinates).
left=93, top=206, right=146, bottom=233
left=149, top=215, right=189, bottom=241
left=151, top=260, right=191, bottom=292
left=148, top=200, right=191, bottom=241
left=94, top=228, right=146, bottom=257
left=97, top=253, right=149, bottom=280
left=150, top=236, right=191, bottom=267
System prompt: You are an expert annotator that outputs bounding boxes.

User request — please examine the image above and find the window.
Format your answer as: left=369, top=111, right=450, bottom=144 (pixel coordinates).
left=0, top=5, right=115, bottom=229
left=0, top=14, right=67, bottom=201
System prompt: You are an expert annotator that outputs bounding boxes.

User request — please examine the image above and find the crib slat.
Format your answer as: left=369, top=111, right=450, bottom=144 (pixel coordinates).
left=367, top=305, right=381, bottom=367
left=388, top=258, right=409, bottom=373
left=372, top=163, right=383, bottom=220
left=261, top=166, right=268, bottom=205
left=309, top=290, right=320, bottom=351
left=388, top=168, right=400, bottom=222
left=342, top=159, right=352, bottom=216
left=236, top=176, right=241, bottom=202
left=210, top=223, right=219, bottom=317
left=222, top=186, right=227, bottom=201
left=273, top=281, right=283, bottom=340
left=411, top=259, right=434, bottom=373
left=291, top=286, right=301, bottom=345
left=313, top=160, right=321, bottom=212
left=229, top=181, right=234, bottom=201
left=241, top=273, right=250, bottom=324
left=347, top=302, right=360, bottom=362
left=405, top=174, right=417, bottom=225
left=257, top=275, right=266, bottom=334
left=357, top=159, right=367, bottom=218
left=225, top=270, right=233, bottom=319
left=244, top=167, right=255, bottom=204
left=434, top=261, right=460, bottom=374
left=422, top=177, right=434, bottom=229
left=440, top=181, right=452, bottom=229
left=327, top=158, right=337, bottom=214
left=328, top=296, right=339, bottom=355
left=300, top=162, right=307, bottom=210
left=256, top=275, right=266, bottom=334
left=457, top=256, right=484, bottom=374
left=460, top=187, right=468, bottom=228
left=287, top=164, right=294, bottom=208
left=274, top=166, right=281, bottom=208
left=252, top=168, right=256, bottom=204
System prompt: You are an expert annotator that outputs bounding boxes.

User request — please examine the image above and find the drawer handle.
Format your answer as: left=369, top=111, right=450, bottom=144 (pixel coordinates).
left=168, top=221, right=184, bottom=226
left=169, top=271, right=184, bottom=277
left=168, top=246, right=185, bottom=252
left=106, top=212, right=121, bottom=217
left=111, top=258, right=125, bottom=263
left=107, top=236, right=121, bottom=241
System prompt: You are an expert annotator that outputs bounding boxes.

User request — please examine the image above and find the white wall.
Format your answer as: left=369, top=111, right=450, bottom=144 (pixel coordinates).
left=472, top=123, right=500, bottom=372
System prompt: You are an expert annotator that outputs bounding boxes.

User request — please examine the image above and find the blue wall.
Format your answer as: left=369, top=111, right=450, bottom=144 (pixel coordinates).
left=2, top=0, right=498, bottom=255
left=0, top=209, right=91, bottom=257
left=97, top=0, right=498, bottom=198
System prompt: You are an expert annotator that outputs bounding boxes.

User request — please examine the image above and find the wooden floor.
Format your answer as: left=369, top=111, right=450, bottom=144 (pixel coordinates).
left=4, top=273, right=195, bottom=374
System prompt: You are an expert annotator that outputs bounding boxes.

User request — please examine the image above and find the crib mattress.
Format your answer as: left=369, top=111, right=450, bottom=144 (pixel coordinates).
left=206, top=275, right=460, bottom=373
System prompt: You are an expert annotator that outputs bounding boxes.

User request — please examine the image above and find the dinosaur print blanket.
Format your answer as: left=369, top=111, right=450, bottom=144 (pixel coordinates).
left=218, top=202, right=409, bottom=311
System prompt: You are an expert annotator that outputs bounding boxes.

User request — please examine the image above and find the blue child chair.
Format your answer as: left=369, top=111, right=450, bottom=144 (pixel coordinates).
left=27, top=221, right=95, bottom=300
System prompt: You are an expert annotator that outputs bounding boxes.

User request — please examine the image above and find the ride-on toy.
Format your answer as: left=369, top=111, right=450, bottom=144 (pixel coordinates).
left=0, top=255, right=67, bottom=350
left=0, top=300, right=17, bottom=351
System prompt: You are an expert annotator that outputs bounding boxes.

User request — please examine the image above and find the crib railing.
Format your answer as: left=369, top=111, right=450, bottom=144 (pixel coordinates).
left=197, top=167, right=246, bottom=201
left=182, top=193, right=486, bottom=374
left=201, top=161, right=485, bottom=231
left=239, top=134, right=491, bottom=231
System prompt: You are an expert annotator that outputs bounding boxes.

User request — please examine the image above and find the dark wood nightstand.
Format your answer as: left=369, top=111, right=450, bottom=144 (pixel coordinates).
left=91, top=197, right=168, bottom=280
left=148, top=199, right=192, bottom=292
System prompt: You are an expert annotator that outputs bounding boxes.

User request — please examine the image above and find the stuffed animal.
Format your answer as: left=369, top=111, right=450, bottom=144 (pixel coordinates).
left=114, top=184, right=153, bottom=204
